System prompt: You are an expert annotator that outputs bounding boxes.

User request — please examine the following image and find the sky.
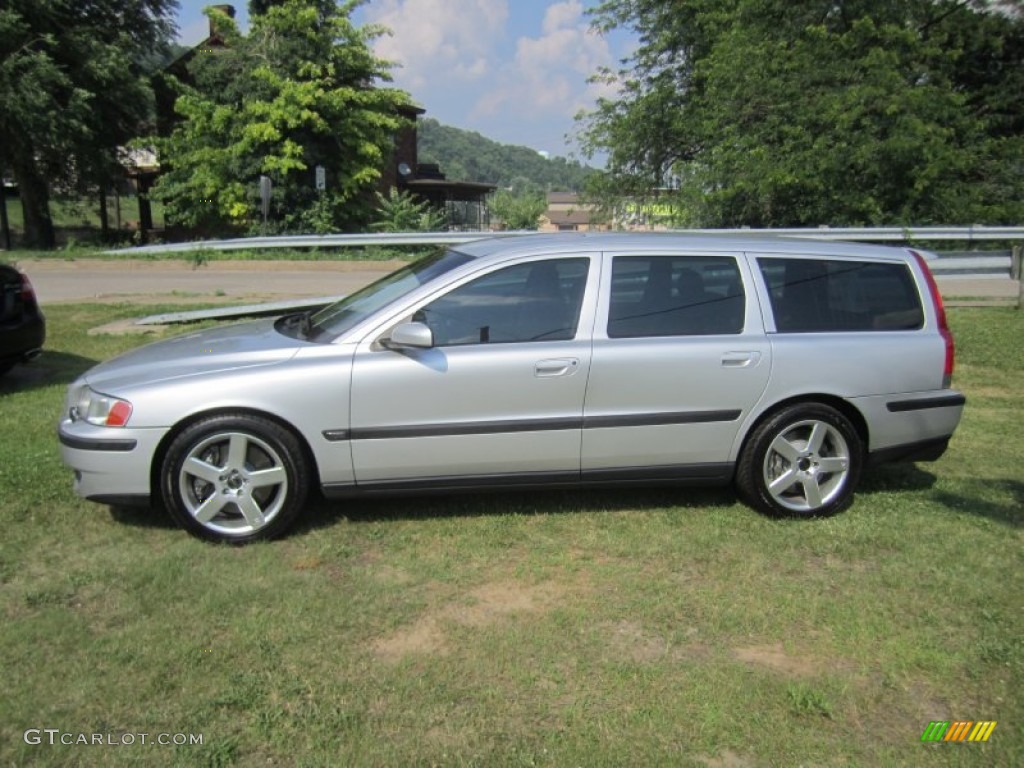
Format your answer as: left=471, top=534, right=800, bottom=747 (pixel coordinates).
left=173, top=1, right=634, bottom=162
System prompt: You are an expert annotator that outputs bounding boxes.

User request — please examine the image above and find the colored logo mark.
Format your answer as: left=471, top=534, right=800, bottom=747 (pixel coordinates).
left=920, top=721, right=997, bottom=743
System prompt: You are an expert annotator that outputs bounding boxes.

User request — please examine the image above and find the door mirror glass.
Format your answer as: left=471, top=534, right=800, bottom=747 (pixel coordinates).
left=387, top=321, right=434, bottom=349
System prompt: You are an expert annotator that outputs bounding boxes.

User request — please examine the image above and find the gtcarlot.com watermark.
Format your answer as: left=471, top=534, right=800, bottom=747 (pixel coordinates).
left=24, top=729, right=203, bottom=747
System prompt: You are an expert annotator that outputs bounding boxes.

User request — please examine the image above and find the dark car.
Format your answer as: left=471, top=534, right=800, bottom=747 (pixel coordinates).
left=0, top=264, right=45, bottom=376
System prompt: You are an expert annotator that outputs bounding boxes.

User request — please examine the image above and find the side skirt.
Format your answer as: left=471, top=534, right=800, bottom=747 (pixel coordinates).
left=322, top=463, right=734, bottom=499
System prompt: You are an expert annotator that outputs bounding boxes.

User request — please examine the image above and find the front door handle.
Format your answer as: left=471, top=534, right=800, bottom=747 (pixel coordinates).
left=721, top=351, right=761, bottom=368
left=535, top=358, right=580, bottom=378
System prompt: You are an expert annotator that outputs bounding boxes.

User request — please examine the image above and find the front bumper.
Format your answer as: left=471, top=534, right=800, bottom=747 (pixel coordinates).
left=58, top=420, right=167, bottom=503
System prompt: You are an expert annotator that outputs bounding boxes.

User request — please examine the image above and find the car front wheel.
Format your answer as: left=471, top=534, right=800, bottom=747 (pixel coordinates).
left=160, top=414, right=309, bottom=543
left=737, top=403, right=863, bottom=517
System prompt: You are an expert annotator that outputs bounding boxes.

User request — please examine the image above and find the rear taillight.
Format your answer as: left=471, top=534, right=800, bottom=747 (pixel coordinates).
left=910, top=250, right=954, bottom=388
left=19, top=274, right=37, bottom=303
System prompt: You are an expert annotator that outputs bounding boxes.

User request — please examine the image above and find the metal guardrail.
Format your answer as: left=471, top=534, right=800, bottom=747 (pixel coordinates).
left=103, top=226, right=1024, bottom=257
left=102, top=232, right=522, bottom=255
left=676, top=226, right=1024, bottom=242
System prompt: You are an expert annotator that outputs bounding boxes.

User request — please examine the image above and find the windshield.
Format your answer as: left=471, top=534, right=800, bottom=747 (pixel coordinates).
left=306, top=248, right=474, bottom=341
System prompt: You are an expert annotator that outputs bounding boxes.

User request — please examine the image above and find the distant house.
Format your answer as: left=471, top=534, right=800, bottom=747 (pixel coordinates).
left=386, top=107, right=496, bottom=231
left=141, top=4, right=494, bottom=236
left=538, top=192, right=607, bottom=232
left=124, top=4, right=239, bottom=238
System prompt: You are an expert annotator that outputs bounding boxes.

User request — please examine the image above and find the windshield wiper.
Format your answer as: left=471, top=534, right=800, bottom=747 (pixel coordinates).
left=300, top=309, right=314, bottom=339
left=277, top=310, right=315, bottom=340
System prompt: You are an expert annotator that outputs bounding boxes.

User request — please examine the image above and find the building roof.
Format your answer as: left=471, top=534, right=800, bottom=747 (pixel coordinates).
left=542, top=210, right=593, bottom=226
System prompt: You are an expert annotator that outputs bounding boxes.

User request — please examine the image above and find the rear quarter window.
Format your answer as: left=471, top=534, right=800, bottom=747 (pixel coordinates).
left=757, top=257, right=923, bottom=332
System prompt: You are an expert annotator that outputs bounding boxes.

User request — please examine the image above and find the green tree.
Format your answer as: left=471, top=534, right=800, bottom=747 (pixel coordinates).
left=371, top=188, right=445, bottom=232
left=153, top=1, right=412, bottom=233
left=0, top=0, right=178, bottom=248
left=579, top=0, right=1024, bottom=227
left=490, top=190, right=546, bottom=230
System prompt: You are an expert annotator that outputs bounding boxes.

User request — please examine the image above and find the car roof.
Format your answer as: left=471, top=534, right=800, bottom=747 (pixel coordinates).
left=452, top=232, right=911, bottom=262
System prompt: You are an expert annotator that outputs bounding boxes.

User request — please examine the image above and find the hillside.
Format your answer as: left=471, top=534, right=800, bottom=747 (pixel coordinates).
left=417, top=118, right=595, bottom=193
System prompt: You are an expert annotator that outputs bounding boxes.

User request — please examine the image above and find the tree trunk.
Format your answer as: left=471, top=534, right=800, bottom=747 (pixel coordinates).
left=10, top=154, right=55, bottom=249
left=99, top=186, right=110, bottom=241
left=0, top=177, right=10, bottom=251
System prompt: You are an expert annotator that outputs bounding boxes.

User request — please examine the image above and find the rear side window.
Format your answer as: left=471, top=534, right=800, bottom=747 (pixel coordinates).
left=758, top=258, right=923, bottom=333
left=608, top=256, right=745, bottom=337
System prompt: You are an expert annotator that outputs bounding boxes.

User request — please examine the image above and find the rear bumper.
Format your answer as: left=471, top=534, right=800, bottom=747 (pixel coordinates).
left=851, top=388, right=965, bottom=457
left=869, top=436, right=951, bottom=466
left=0, top=313, right=45, bottom=365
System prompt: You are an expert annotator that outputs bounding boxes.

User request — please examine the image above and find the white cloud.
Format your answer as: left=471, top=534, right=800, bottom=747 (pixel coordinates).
left=365, top=0, right=509, bottom=90
left=359, top=0, right=627, bottom=157
left=472, top=1, right=615, bottom=131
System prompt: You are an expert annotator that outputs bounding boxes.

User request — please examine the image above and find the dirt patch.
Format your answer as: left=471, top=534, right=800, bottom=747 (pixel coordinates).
left=374, top=615, right=449, bottom=659
left=697, top=750, right=759, bottom=768
left=603, top=620, right=711, bottom=665
left=373, top=580, right=564, bottom=661
left=802, top=554, right=875, bottom=574
left=452, top=581, right=562, bottom=626
left=367, top=563, right=415, bottom=586
left=732, top=642, right=822, bottom=677
left=606, top=620, right=670, bottom=663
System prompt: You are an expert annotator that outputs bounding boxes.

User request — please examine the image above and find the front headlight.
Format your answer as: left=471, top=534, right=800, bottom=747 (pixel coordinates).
left=69, top=386, right=133, bottom=427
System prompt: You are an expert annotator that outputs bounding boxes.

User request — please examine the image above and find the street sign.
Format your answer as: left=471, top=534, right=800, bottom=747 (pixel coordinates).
left=259, top=175, right=271, bottom=221
left=315, top=165, right=326, bottom=191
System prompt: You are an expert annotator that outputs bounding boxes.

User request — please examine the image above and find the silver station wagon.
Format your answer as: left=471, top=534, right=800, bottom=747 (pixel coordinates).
left=59, top=233, right=965, bottom=542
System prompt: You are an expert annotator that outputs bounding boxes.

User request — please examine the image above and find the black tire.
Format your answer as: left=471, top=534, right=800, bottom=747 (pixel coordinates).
left=736, top=403, right=863, bottom=518
left=160, top=413, right=309, bottom=543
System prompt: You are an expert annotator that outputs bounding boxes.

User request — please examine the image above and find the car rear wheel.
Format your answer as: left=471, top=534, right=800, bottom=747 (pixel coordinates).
left=737, top=403, right=863, bottom=517
left=160, top=414, right=309, bottom=543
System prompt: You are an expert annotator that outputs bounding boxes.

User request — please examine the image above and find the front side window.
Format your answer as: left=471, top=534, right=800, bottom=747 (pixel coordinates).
left=607, top=256, right=745, bottom=337
left=307, top=249, right=473, bottom=341
left=415, top=258, right=589, bottom=346
left=757, top=258, right=923, bottom=332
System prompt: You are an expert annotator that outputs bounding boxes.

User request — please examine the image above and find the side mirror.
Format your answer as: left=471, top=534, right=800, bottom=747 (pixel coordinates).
left=387, top=321, right=434, bottom=349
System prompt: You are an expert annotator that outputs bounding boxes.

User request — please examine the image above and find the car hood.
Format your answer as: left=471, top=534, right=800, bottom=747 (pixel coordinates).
left=84, top=318, right=307, bottom=392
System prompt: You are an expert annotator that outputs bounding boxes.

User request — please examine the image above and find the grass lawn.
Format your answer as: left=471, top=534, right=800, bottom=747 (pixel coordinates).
left=0, top=304, right=1020, bottom=767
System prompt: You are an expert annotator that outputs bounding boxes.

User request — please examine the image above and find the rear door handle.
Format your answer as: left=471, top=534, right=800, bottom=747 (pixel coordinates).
left=721, top=351, right=761, bottom=368
left=535, top=358, right=580, bottom=378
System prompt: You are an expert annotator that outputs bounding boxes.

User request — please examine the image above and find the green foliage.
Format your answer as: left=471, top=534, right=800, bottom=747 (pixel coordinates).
left=371, top=188, right=445, bottom=232
left=579, top=0, right=1024, bottom=227
left=418, top=118, right=595, bottom=193
left=0, top=0, right=177, bottom=247
left=152, top=1, right=412, bottom=234
left=489, top=190, right=547, bottom=230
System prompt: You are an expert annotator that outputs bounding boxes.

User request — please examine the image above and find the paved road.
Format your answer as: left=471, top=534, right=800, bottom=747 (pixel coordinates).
left=22, top=259, right=403, bottom=305
left=19, top=258, right=1021, bottom=305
